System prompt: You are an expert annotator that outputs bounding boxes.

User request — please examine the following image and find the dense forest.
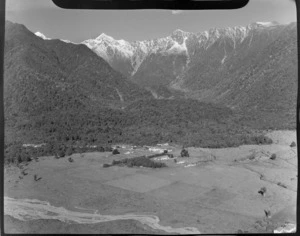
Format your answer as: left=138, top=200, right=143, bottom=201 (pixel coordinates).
left=5, top=98, right=273, bottom=165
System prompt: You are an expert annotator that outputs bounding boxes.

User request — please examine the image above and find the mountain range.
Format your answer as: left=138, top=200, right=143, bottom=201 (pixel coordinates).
left=79, top=22, right=297, bottom=114
left=82, top=22, right=281, bottom=78
left=4, top=20, right=297, bottom=148
left=35, top=21, right=297, bottom=114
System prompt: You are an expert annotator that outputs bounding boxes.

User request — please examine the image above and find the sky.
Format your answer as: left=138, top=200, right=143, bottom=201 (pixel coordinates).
left=6, top=0, right=297, bottom=43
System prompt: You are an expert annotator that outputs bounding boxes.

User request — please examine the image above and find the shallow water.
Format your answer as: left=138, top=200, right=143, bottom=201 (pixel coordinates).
left=4, top=196, right=201, bottom=234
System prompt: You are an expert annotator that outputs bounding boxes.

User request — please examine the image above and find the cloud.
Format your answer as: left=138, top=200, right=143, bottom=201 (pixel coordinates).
left=171, top=10, right=183, bottom=15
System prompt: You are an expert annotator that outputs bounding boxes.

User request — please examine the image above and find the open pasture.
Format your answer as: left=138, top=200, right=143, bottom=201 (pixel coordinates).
left=4, top=131, right=297, bottom=233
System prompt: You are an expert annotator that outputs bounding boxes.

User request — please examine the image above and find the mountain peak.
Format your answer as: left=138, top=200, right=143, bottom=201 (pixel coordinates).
left=171, top=29, right=191, bottom=42
left=172, top=29, right=189, bottom=36
left=96, top=33, right=114, bottom=41
left=173, top=29, right=185, bottom=33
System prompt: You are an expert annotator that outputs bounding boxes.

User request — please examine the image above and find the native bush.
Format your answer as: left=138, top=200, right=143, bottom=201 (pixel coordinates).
left=112, top=160, right=121, bottom=165
left=4, top=143, right=33, bottom=165
left=251, top=135, right=273, bottom=145
left=57, top=150, right=65, bottom=158
left=104, top=146, right=113, bottom=152
left=66, top=147, right=73, bottom=156
left=180, top=148, right=189, bottom=157
left=111, top=156, right=167, bottom=168
left=270, top=153, right=276, bottom=160
left=290, top=141, right=296, bottom=147
left=112, top=149, right=120, bottom=155
left=97, top=146, right=105, bottom=152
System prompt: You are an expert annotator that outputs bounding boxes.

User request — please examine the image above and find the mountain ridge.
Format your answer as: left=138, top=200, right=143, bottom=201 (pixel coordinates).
left=34, top=21, right=291, bottom=77
left=79, top=21, right=297, bottom=129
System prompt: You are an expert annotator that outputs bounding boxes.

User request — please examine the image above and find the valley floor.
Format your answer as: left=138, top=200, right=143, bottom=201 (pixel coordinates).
left=3, top=131, right=297, bottom=234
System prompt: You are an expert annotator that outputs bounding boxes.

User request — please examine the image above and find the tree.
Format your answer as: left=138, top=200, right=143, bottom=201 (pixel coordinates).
left=258, top=187, right=267, bottom=196
left=112, top=149, right=120, bottom=155
left=270, top=154, right=276, bottom=160
left=57, top=150, right=65, bottom=158
left=104, top=146, right=113, bottom=152
left=290, top=141, right=296, bottom=147
left=97, top=146, right=105, bottom=152
left=180, top=148, right=189, bottom=157
left=112, top=160, right=120, bottom=165
left=66, top=147, right=73, bottom=156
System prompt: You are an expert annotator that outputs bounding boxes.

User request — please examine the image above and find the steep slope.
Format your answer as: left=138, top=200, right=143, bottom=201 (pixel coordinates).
left=4, top=21, right=152, bottom=143
left=182, top=22, right=296, bottom=105
left=131, top=29, right=193, bottom=91
left=181, top=22, right=297, bottom=129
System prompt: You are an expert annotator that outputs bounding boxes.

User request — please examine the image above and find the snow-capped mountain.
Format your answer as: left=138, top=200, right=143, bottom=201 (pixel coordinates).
left=82, top=29, right=194, bottom=77
left=80, top=21, right=284, bottom=78
left=36, top=21, right=285, bottom=82
left=80, top=21, right=296, bottom=114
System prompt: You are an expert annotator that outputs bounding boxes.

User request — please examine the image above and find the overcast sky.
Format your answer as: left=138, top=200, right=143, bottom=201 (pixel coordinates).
left=6, top=0, right=297, bottom=42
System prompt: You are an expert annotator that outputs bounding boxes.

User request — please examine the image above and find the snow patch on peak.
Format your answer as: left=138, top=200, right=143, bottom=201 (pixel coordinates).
left=35, top=32, right=51, bottom=40
left=96, top=33, right=114, bottom=41
left=256, top=21, right=278, bottom=27
left=60, top=39, right=77, bottom=44
left=173, top=29, right=185, bottom=34
left=117, top=39, right=128, bottom=46
left=35, top=31, right=76, bottom=44
left=167, top=34, right=189, bottom=55
left=198, top=31, right=209, bottom=40
left=248, top=21, right=279, bottom=29
left=168, top=41, right=186, bottom=54
left=171, top=29, right=191, bottom=38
